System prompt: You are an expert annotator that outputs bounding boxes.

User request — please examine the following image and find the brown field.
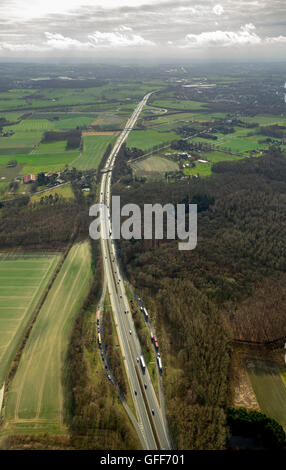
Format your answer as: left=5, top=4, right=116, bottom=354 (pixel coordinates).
left=82, top=131, right=119, bottom=136
left=130, top=155, right=179, bottom=179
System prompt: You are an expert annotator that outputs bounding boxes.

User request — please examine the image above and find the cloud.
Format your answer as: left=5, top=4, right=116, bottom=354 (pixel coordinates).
left=88, top=31, right=155, bottom=47
left=43, top=30, right=155, bottom=50
left=45, top=32, right=91, bottom=50
left=265, top=35, right=286, bottom=43
left=213, top=4, right=224, bottom=16
left=0, top=41, right=44, bottom=52
left=182, top=23, right=261, bottom=48
left=117, top=25, right=133, bottom=32
left=0, top=2, right=285, bottom=58
left=0, top=0, right=164, bottom=20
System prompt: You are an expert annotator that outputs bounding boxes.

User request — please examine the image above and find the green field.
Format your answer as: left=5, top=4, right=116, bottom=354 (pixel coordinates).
left=0, top=139, right=79, bottom=174
left=240, top=114, right=286, bottom=126
left=245, top=358, right=286, bottom=430
left=0, top=253, right=60, bottom=388
left=183, top=151, right=245, bottom=177
left=190, top=127, right=269, bottom=155
left=32, top=140, right=68, bottom=154
left=0, top=83, right=160, bottom=113
left=127, top=129, right=179, bottom=151
left=20, top=152, right=78, bottom=174
left=72, top=135, right=115, bottom=170
left=11, top=119, right=53, bottom=132
left=1, top=113, right=23, bottom=122
left=151, top=99, right=207, bottom=111
left=53, top=115, right=96, bottom=130
left=202, top=150, right=244, bottom=163
left=1, top=242, right=93, bottom=436
left=92, top=111, right=127, bottom=130
left=30, top=183, right=75, bottom=203
left=0, top=131, right=42, bottom=155
left=183, top=162, right=212, bottom=177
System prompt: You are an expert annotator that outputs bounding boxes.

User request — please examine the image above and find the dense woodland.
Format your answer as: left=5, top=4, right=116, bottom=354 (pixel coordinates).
left=227, top=407, right=286, bottom=450
left=42, top=129, right=82, bottom=149
left=112, top=147, right=286, bottom=448
left=0, top=198, right=88, bottom=250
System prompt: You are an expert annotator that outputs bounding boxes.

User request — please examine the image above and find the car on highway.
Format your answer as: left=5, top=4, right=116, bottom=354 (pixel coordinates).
left=144, top=383, right=147, bottom=389
left=134, top=390, right=137, bottom=396
left=152, top=409, right=155, bottom=415
left=129, top=329, right=132, bottom=335
left=136, top=357, right=139, bottom=363
left=107, top=374, right=111, bottom=381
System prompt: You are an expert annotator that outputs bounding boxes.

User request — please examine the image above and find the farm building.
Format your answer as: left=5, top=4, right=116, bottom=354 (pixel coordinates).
left=24, top=174, right=36, bottom=184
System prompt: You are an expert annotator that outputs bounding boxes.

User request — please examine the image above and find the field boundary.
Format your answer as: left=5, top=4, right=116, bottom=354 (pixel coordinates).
left=82, top=131, right=119, bottom=136
left=233, top=336, right=286, bottom=348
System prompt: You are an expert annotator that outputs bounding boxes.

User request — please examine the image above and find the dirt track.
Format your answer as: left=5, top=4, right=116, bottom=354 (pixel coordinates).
left=0, top=385, right=4, bottom=414
left=82, top=131, right=119, bottom=136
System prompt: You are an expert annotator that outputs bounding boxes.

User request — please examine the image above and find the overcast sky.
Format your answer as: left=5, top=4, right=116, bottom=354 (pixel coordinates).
left=0, top=0, right=285, bottom=61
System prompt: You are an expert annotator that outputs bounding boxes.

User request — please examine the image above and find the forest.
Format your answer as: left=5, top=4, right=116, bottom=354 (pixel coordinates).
left=42, top=129, right=82, bottom=149
left=112, top=146, right=286, bottom=448
left=0, top=198, right=88, bottom=250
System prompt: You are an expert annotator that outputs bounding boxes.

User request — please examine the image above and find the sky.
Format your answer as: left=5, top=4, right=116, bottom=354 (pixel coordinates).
left=0, top=0, right=285, bottom=61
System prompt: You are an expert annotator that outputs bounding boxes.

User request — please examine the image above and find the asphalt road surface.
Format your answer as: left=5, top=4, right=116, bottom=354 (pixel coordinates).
left=98, top=94, right=171, bottom=450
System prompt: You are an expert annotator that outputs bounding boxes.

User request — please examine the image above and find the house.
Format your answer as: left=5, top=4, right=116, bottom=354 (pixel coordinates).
left=24, top=174, right=36, bottom=184
left=56, top=177, right=65, bottom=184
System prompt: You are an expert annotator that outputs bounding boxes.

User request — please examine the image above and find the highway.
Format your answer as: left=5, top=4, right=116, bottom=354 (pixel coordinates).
left=98, top=94, right=171, bottom=450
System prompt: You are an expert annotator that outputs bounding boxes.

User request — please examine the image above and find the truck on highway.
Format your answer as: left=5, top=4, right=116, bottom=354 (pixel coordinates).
left=143, top=307, right=149, bottom=321
left=154, top=336, right=159, bottom=350
left=98, top=332, right=102, bottom=347
left=157, top=355, right=162, bottom=374
left=96, top=310, right=100, bottom=325
left=140, top=355, right=146, bottom=373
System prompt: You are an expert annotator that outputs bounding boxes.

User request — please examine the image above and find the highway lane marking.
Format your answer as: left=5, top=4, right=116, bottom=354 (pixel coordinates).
left=99, top=93, right=167, bottom=450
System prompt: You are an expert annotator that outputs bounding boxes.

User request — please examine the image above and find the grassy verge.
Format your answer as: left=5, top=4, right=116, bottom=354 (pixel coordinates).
left=102, top=292, right=136, bottom=417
